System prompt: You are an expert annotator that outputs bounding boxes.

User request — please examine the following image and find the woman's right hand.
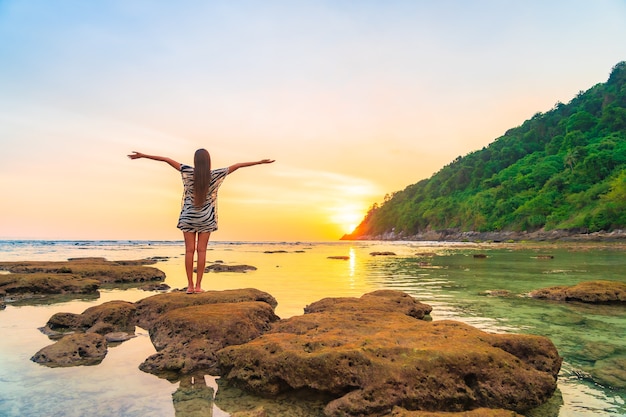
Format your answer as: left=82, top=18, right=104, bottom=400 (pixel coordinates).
left=127, top=151, right=145, bottom=160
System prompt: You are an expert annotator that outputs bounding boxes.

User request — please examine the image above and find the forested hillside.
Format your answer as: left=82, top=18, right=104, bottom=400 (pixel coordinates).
left=344, top=62, right=626, bottom=240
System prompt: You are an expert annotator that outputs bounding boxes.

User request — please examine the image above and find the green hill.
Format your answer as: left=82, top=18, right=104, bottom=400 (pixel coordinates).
left=343, top=61, right=626, bottom=241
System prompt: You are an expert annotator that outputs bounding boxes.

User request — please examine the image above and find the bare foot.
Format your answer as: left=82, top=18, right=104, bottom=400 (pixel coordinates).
left=186, top=287, right=194, bottom=294
left=194, top=288, right=205, bottom=293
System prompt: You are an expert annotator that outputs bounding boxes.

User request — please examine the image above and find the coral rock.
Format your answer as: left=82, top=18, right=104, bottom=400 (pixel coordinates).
left=217, top=290, right=561, bottom=416
left=31, top=333, right=107, bottom=367
left=134, top=288, right=278, bottom=330
left=139, top=301, right=279, bottom=378
left=529, top=280, right=626, bottom=303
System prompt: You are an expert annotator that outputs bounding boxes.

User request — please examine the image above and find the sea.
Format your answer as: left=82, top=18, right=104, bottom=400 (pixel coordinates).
left=0, top=239, right=624, bottom=417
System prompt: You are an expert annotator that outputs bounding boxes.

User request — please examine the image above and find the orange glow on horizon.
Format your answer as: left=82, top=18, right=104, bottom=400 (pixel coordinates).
left=328, top=203, right=368, bottom=236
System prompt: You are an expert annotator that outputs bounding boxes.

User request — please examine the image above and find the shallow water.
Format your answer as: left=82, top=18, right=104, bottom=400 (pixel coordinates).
left=0, top=240, right=624, bottom=416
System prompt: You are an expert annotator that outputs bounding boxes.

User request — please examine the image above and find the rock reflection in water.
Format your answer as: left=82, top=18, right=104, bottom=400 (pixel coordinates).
left=214, top=379, right=327, bottom=417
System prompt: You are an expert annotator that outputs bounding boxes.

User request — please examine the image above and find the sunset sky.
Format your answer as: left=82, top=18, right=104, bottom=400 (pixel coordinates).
left=1, top=1, right=626, bottom=241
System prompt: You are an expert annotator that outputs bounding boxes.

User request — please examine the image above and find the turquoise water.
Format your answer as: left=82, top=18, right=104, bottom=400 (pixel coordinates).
left=0, top=240, right=624, bottom=416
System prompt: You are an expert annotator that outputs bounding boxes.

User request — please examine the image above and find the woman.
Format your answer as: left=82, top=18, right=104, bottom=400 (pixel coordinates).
left=128, top=149, right=274, bottom=294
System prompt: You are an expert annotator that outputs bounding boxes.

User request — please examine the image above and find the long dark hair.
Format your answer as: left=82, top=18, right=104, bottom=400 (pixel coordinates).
left=193, top=149, right=211, bottom=208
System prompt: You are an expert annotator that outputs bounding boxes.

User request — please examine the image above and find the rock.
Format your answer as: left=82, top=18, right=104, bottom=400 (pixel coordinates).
left=46, top=313, right=84, bottom=332
left=66, top=257, right=107, bottom=262
left=86, top=321, right=117, bottom=335
left=38, top=326, right=74, bottom=340
left=35, top=300, right=137, bottom=366
left=134, top=288, right=278, bottom=330
left=0, top=258, right=166, bottom=298
left=46, top=312, right=84, bottom=331
left=82, top=300, right=137, bottom=331
left=140, top=282, right=171, bottom=291
left=217, top=291, right=561, bottom=416
left=205, top=264, right=257, bottom=273
left=370, top=251, right=396, bottom=256
left=327, top=256, right=349, bottom=260
left=105, top=332, right=136, bottom=343
left=264, top=250, right=288, bottom=253
left=42, top=301, right=137, bottom=339
left=139, top=301, right=279, bottom=378
left=113, top=259, right=158, bottom=265
left=149, top=256, right=171, bottom=261
left=591, top=355, right=626, bottom=389
left=384, top=407, right=524, bottom=416
left=482, top=290, right=512, bottom=297
left=134, top=288, right=280, bottom=379
left=304, top=290, right=432, bottom=319
left=0, top=273, right=99, bottom=298
left=31, top=333, right=107, bottom=367
left=473, top=254, right=488, bottom=259
left=578, top=342, right=617, bottom=361
left=529, top=280, right=626, bottom=304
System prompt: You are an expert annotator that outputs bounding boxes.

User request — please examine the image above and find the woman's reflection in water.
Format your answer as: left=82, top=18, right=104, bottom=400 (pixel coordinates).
left=172, top=373, right=214, bottom=417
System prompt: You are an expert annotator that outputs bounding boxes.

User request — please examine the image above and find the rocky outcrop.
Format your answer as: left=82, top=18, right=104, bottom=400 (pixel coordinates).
left=133, top=288, right=280, bottom=379
left=134, top=288, right=278, bottom=329
left=0, top=273, right=99, bottom=298
left=33, top=300, right=138, bottom=366
left=27, top=287, right=562, bottom=415
left=140, top=282, right=171, bottom=291
left=217, top=291, right=561, bottom=416
left=0, top=257, right=165, bottom=283
left=44, top=300, right=137, bottom=335
left=303, top=290, right=432, bottom=319
left=31, top=333, right=107, bottom=367
left=529, top=280, right=626, bottom=304
left=205, top=263, right=257, bottom=273
left=139, top=301, right=279, bottom=379
left=0, top=258, right=165, bottom=302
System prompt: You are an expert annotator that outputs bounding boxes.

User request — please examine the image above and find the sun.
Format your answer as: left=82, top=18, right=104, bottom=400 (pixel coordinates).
left=330, top=206, right=364, bottom=235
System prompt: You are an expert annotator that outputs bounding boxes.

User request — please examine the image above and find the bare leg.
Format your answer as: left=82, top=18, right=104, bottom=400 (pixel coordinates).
left=195, top=232, right=211, bottom=292
left=183, top=232, right=197, bottom=293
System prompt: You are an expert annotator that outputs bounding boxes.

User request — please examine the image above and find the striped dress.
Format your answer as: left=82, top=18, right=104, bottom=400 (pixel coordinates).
left=176, top=164, right=229, bottom=233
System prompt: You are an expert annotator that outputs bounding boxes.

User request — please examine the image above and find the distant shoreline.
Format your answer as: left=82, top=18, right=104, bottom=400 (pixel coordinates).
left=342, top=229, right=626, bottom=244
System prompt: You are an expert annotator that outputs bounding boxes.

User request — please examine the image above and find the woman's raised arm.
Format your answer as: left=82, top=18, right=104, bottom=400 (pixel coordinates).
left=227, top=159, right=275, bottom=174
left=128, top=151, right=181, bottom=171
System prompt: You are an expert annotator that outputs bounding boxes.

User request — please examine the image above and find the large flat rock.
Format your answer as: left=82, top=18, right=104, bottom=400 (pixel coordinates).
left=134, top=288, right=278, bottom=329
left=217, top=291, right=561, bottom=416
left=139, top=301, right=279, bottom=379
left=0, top=273, right=99, bottom=297
left=0, top=258, right=165, bottom=302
